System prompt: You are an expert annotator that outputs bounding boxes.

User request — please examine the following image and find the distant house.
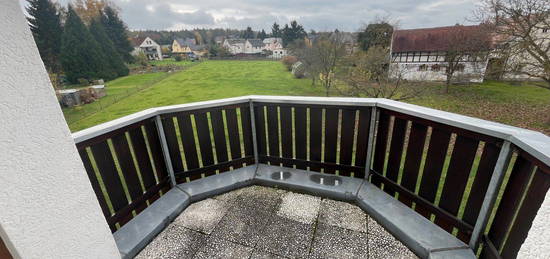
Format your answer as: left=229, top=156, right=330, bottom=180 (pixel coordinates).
left=214, top=36, right=225, bottom=45
left=262, top=37, right=283, bottom=51
left=131, top=36, right=163, bottom=60
left=223, top=38, right=279, bottom=55
left=390, top=25, right=491, bottom=82
left=172, top=38, right=208, bottom=57
left=223, top=39, right=247, bottom=54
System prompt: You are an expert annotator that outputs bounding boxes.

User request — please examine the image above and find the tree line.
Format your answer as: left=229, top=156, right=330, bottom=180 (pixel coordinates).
left=26, top=0, right=133, bottom=84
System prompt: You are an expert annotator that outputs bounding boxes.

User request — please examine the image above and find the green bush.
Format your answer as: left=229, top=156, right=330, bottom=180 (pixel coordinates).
left=174, top=55, right=183, bottom=62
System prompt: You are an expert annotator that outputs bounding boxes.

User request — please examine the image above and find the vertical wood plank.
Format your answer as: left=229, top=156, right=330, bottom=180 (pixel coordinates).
left=161, top=117, right=184, bottom=173
left=225, top=108, right=242, bottom=163
left=111, top=134, right=143, bottom=205
left=178, top=114, right=200, bottom=173
left=240, top=105, right=254, bottom=160
left=280, top=106, right=293, bottom=167
left=324, top=108, right=339, bottom=174
left=128, top=127, right=156, bottom=190
left=254, top=105, right=267, bottom=163
left=309, top=107, right=323, bottom=172
left=416, top=128, right=451, bottom=218
left=194, top=112, right=215, bottom=175
left=399, top=122, right=428, bottom=206
left=384, top=117, right=407, bottom=196
left=354, top=108, right=371, bottom=178
left=210, top=110, right=229, bottom=172
left=90, top=141, right=129, bottom=213
left=372, top=111, right=390, bottom=187
left=487, top=155, right=534, bottom=250
left=144, top=121, right=168, bottom=181
left=500, top=169, right=550, bottom=258
left=78, top=148, right=112, bottom=223
left=266, top=105, right=280, bottom=165
left=435, top=135, right=479, bottom=233
left=295, top=107, right=307, bottom=170
left=339, top=109, right=356, bottom=176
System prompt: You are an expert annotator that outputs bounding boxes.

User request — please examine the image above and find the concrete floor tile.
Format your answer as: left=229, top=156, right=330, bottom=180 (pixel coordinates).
left=250, top=250, right=288, bottom=259
left=237, top=185, right=286, bottom=211
left=368, top=216, right=418, bottom=259
left=135, top=224, right=206, bottom=259
left=193, top=237, right=254, bottom=259
left=211, top=204, right=272, bottom=246
left=173, top=198, right=229, bottom=234
left=256, top=215, right=314, bottom=258
left=318, top=199, right=367, bottom=232
left=310, top=224, right=369, bottom=259
left=212, top=188, right=246, bottom=203
left=277, top=192, right=321, bottom=224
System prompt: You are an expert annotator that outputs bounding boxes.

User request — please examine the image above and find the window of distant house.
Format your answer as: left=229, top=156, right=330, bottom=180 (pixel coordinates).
left=419, top=64, right=428, bottom=71
left=431, top=64, right=441, bottom=71
left=456, top=64, right=465, bottom=72
left=543, top=28, right=549, bottom=33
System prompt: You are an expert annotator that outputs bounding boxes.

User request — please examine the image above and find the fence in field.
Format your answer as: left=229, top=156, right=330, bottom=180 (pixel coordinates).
left=73, top=96, right=549, bottom=258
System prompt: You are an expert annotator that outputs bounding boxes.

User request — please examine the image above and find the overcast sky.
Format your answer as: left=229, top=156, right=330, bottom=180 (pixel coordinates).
left=19, top=0, right=481, bottom=31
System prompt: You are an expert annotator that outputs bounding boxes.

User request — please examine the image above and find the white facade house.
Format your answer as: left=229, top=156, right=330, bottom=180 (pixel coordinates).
left=223, top=39, right=267, bottom=55
left=133, top=37, right=163, bottom=60
left=263, top=37, right=283, bottom=51
left=390, top=25, right=490, bottom=82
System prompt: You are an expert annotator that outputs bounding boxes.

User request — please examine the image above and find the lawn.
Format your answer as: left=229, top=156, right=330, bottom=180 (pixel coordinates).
left=64, top=60, right=550, bottom=135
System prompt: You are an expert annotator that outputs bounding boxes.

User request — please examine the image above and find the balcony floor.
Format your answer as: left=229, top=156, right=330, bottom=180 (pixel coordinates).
left=135, top=185, right=417, bottom=259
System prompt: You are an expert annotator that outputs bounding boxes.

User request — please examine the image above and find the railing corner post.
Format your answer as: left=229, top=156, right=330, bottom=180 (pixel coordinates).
left=154, top=115, right=177, bottom=187
left=364, top=106, right=379, bottom=179
left=249, top=99, right=259, bottom=164
left=469, top=140, right=513, bottom=250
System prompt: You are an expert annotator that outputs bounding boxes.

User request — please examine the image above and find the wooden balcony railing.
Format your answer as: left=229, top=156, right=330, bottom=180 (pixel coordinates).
left=73, top=96, right=550, bottom=258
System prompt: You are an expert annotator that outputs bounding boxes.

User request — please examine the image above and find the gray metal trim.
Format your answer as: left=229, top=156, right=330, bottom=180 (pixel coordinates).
left=469, top=141, right=513, bottom=249
left=249, top=100, right=259, bottom=164
left=154, top=115, right=177, bottom=187
left=364, top=107, right=378, bottom=179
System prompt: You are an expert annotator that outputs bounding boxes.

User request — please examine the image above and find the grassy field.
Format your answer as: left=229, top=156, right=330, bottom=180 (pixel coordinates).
left=63, top=60, right=550, bottom=134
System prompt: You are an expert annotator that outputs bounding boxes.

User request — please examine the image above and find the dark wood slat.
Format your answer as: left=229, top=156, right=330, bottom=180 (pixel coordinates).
left=90, top=141, right=129, bottom=213
left=128, top=127, right=156, bottom=190
left=254, top=105, right=267, bottom=162
left=174, top=156, right=255, bottom=179
left=177, top=114, right=200, bottom=173
left=372, top=111, right=390, bottom=187
left=339, top=109, right=356, bottom=176
left=309, top=107, right=323, bottom=172
left=210, top=110, right=229, bottom=171
left=501, top=169, right=550, bottom=258
left=369, top=170, right=474, bottom=233
left=266, top=105, right=280, bottom=164
left=0, top=236, right=12, bottom=259
left=487, top=155, right=534, bottom=250
left=111, top=134, right=143, bottom=204
left=144, top=122, right=168, bottom=181
left=353, top=108, right=371, bottom=178
left=480, top=235, right=501, bottom=259
left=399, top=122, right=428, bottom=206
left=460, top=142, right=501, bottom=242
left=75, top=119, right=149, bottom=149
left=435, top=135, right=479, bottom=233
left=161, top=117, right=184, bottom=173
left=416, top=128, right=451, bottom=218
left=78, top=149, right=112, bottom=226
left=194, top=112, right=215, bottom=175
left=385, top=117, right=407, bottom=196
left=324, top=108, right=339, bottom=174
left=225, top=108, right=242, bottom=162
left=294, top=107, right=307, bottom=170
left=240, top=105, right=254, bottom=159
left=279, top=106, right=293, bottom=167
left=261, top=156, right=365, bottom=173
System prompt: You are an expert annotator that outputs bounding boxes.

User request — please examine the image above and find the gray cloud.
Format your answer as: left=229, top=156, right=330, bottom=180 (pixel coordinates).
left=19, top=0, right=480, bottom=31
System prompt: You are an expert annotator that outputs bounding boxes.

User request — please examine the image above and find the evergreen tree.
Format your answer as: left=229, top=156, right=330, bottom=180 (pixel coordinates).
left=89, top=16, right=128, bottom=78
left=61, top=6, right=110, bottom=83
left=241, top=26, right=255, bottom=39
left=258, top=29, right=267, bottom=40
left=26, top=0, right=63, bottom=73
left=101, top=6, right=134, bottom=62
left=271, top=22, right=281, bottom=37
left=282, top=21, right=307, bottom=47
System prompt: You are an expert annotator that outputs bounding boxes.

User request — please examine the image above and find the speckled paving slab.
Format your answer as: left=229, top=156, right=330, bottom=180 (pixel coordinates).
left=135, top=186, right=417, bottom=259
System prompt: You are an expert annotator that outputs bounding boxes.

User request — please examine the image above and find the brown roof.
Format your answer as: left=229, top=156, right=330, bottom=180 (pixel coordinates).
left=129, top=36, right=146, bottom=47
left=392, top=25, right=491, bottom=52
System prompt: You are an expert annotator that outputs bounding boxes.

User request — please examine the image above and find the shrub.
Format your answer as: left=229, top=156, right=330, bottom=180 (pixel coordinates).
left=281, top=56, right=298, bottom=71
left=77, top=78, right=90, bottom=86
left=174, top=55, right=183, bottom=62
left=292, top=62, right=305, bottom=78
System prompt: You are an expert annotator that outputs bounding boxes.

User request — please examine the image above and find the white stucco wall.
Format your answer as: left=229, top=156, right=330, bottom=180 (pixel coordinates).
left=391, top=61, right=487, bottom=83
left=517, top=189, right=550, bottom=258
left=0, top=1, right=120, bottom=258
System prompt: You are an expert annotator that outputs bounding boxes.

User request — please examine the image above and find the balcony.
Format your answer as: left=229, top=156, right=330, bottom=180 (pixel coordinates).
left=72, top=96, right=550, bottom=259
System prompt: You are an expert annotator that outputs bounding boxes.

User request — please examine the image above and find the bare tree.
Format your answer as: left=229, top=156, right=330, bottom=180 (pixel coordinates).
left=288, top=40, right=320, bottom=86
left=440, top=25, right=492, bottom=93
left=478, top=0, right=550, bottom=90
left=310, top=32, right=347, bottom=96
left=336, top=46, right=426, bottom=100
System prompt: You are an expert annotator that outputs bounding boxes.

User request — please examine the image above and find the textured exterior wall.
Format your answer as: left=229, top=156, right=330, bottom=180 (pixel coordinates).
left=0, top=1, right=120, bottom=258
left=517, top=190, right=550, bottom=258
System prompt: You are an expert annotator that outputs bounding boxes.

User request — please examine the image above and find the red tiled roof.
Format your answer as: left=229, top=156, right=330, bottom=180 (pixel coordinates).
left=392, top=25, right=491, bottom=52
left=129, top=36, right=146, bottom=47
